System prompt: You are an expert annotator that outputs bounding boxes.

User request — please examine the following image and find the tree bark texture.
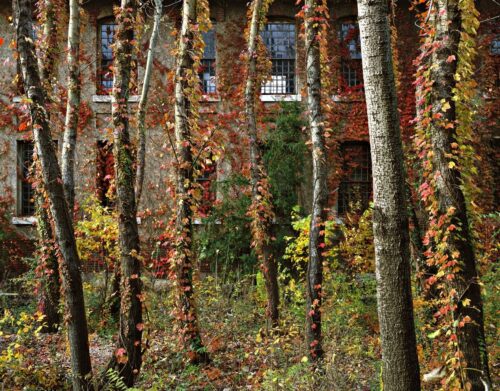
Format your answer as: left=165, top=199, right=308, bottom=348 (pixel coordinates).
left=173, top=0, right=209, bottom=364
left=245, top=0, right=280, bottom=328
left=62, top=0, right=81, bottom=213
left=34, top=0, right=62, bottom=333
left=15, top=1, right=93, bottom=389
left=35, top=188, right=61, bottom=332
left=356, top=0, right=421, bottom=389
left=428, top=0, right=491, bottom=388
left=110, top=0, right=143, bottom=386
left=135, top=0, right=162, bottom=205
left=38, top=0, right=59, bottom=84
left=304, top=0, right=326, bottom=361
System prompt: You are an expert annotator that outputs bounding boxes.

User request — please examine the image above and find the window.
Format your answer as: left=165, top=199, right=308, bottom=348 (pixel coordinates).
left=339, top=20, right=363, bottom=88
left=337, top=142, right=372, bottom=214
left=261, top=22, right=296, bottom=94
left=491, top=35, right=500, bottom=55
left=194, top=159, right=216, bottom=218
left=17, top=140, right=35, bottom=216
left=200, top=29, right=216, bottom=94
left=97, top=18, right=138, bottom=95
left=96, top=140, right=115, bottom=208
left=97, top=19, right=117, bottom=94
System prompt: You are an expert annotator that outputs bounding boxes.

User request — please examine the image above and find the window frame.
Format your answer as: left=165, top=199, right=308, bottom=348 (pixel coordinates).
left=338, top=17, right=363, bottom=90
left=337, top=141, right=372, bottom=215
left=261, top=20, right=297, bottom=95
left=96, top=17, right=117, bottom=95
left=96, top=17, right=138, bottom=95
left=200, top=28, right=217, bottom=94
left=16, top=140, right=35, bottom=217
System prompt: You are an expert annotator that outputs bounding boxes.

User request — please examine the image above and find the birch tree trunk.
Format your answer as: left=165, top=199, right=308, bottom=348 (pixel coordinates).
left=304, top=0, right=326, bottom=360
left=427, top=1, right=491, bottom=387
left=356, top=0, right=421, bottom=389
left=110, top=0, right=143, bottom=385
left=38, top=0, right=59, bottom=84
left=245, top=0, right=280, bottom=328
left=135, top=0, right=162, bottom=205
left=173, top=0, right=209, bottom=364
left=62, top=0, right=81, bottom=213
left=15, top=1, right=93, bottom=389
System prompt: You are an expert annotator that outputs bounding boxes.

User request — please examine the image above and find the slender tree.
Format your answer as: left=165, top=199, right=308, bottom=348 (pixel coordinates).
left=32, top=0, right=62, bottom=333
left=15, top=0, right=93, bottom=389
left=62, top=0, right=81, bottom=213
left=303, top=0, right=327, bottom=360
left=356, top=0, right=421, bottom=389
left=172, top=0, right=209, bottom=364
left=244, top=0, right=280, bottom=328
left=34, top=189, right=61, bottom=332
left=109, top=0, right=143, bottom=385
left=135, top=0, right=162, bottom=205
left=422, top=0, right=491, bottom=387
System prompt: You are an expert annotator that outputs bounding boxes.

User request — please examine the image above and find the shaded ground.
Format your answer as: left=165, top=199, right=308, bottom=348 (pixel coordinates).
left=0, top=268, right=498, bottom=390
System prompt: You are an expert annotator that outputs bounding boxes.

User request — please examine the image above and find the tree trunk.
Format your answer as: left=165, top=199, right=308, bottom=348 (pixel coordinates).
left=427, top=0, right=491, bottom=388
left=135, top=0, right=162, bottom=205
left=356, top=1, right=421, bottom=389
left=35, top=188, right=61, bottom=332
left=245, top=0, right=280, bottom=328
left=38, top=0, right=59, bottom=85
left=33, top=0, right=62, bottom=333
left=110, top=0, right=143, bottom=386
left=62, top=0, right=81, bottom=213
left=15, top=1, right=93, bottom=389
left=303, top=0, right=327, bottom=361
left=173, top=0, right=209, bottom=364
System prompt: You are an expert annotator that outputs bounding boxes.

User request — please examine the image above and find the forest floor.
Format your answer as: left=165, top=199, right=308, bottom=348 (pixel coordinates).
left=0, top=266, right=498, bottom=390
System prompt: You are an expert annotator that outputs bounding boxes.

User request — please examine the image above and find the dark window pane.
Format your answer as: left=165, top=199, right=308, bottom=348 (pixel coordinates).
left=261, top=22, right=296, bottom=94
left=491, top=35, right=500, bottom=55
left=98, top=22, right=117, bottom=94
left=200, top=29, right=217, bottom=94
left=338, top=142, right=372, bottom=214
left=17, top=140, right=35, bottom=216
left=96, top=140, right=115, bottom=208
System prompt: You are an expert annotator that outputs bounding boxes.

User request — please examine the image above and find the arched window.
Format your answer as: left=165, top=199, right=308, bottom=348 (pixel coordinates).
left=97, top=18, right=117, bottom=94
left=200, top=29, right=217, bottom=94
left=339, top=18, right=363, bottom=89
left=261, top=21, right=296, bottom=94
left=337, top=142, right=372, bottom=214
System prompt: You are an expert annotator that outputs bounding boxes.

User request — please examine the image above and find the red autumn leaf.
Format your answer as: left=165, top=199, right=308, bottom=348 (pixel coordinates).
left=18, top=122, right=28, bottom=131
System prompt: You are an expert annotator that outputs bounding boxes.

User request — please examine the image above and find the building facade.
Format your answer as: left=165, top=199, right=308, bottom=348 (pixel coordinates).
left=0, top=0, right=498, bottom=245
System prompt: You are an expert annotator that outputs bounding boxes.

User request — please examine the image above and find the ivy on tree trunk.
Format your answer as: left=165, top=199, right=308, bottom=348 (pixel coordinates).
left=109, top=0, right=143, bottom=386
left=303, top=0, right=327, bottom=361
left=173, top=0, right=209, bottom=364
left=244, top=0, right=280, bottom=328
left=15, top=0, right=93, bottom=389
left=426, top=0, right=491, bottom=387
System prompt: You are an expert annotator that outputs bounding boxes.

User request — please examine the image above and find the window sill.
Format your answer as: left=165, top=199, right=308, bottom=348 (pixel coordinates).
left=260, top=94, right=301, bottom=102
left=11, top=216, right=142, bottom=225
left=331, top=94, right=365, bottom=103
left=200, top=95, right=220, bottom=102
left=92, top=95, right=140, bottom=103
left=11, top=216, right=37, bottom=226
